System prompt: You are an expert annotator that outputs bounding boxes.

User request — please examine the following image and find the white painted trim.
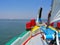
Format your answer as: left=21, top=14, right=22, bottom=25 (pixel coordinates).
left=11, top=37, right=21, bottom=45
left=11, top=31, right=30, bottom=45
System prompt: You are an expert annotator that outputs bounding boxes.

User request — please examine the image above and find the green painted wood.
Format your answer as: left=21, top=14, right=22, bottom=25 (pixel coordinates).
left=19, top=31, right=29, bottom=37
left=5, top=31, right=29, bottom=45
left=6, top=36, right=18, bottom=45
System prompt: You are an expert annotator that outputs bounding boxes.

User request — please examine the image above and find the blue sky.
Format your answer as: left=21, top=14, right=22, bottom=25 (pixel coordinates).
left=0, top=0, right=52, bottom=19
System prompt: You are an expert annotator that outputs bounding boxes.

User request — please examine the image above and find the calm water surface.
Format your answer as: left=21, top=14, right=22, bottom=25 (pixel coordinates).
left=0, top=19, right=29, bottom=45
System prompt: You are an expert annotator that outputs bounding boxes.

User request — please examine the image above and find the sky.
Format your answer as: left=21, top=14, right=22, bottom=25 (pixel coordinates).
left=0, top=0, right=52, bottom=19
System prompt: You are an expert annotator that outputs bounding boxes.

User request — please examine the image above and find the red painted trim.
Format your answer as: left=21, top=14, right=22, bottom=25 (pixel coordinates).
left=22, top=36, right=32, bottom=45
left=22, top=32, right=42, bottom=45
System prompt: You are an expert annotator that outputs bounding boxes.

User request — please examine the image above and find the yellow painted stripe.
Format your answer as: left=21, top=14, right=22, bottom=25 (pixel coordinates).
left=49, top=26, right=56, bottom=31
left=31, top=25, right=40, bottom=32
left=49, top=26, right=60, bottom=32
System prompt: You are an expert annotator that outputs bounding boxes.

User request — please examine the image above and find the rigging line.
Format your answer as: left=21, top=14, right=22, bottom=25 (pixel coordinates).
left=53, top=10, right=60, bottom=19
left=50, top=18, right=60, bottom=23
left=53, top=16, right=60, bottom=20
left=51, top=11, right=60, bottom=22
